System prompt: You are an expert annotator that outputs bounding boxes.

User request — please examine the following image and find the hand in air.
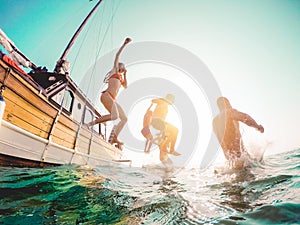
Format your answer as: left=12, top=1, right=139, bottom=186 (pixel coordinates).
left=124, top=37, right=132, bottom=44
left=258, top=125, right=264, bottom=133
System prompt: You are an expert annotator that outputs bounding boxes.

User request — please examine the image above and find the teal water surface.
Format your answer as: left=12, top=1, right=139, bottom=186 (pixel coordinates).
left=0, top=149, right=300, bottom=224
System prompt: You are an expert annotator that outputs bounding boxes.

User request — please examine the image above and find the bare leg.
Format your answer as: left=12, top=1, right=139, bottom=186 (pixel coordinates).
left=165, top=122, right=180, bottom=156
left=151, top=118, right=166, bottom=132
left=160, top=150, right=173, bottom=168
left=162, top=158, right=173, bottom=168
left=89, top=114, right=112, bottom=126
left=113, top=102, right=127, bottom=138
left=88, top=92, right=119, bottom=126
left=159, top=148, right=169, bottom=162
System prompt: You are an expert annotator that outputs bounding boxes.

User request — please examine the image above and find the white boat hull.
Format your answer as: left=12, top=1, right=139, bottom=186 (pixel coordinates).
left=0, top=120, right=122, bottom=167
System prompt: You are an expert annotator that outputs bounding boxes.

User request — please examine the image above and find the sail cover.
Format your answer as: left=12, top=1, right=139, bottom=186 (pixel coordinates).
left=0, top=28, right=31, bottom=68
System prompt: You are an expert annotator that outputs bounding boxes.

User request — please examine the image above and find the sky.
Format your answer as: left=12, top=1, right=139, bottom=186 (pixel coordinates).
left=1, top=0, right=300, bottom=166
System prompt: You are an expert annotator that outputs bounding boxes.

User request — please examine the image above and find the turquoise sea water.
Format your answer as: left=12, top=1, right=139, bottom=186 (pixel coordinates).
left=0, top=149, right=299, bottom=225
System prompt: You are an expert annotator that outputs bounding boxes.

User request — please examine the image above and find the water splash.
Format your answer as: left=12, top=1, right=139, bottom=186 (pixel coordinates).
left=0, top=149, right=299, bottom=224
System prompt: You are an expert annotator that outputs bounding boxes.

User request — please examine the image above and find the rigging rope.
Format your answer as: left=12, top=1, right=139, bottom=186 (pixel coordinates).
left=65, top=0, right=122, bottom=121
left=85, top=0, right=122, bottom=99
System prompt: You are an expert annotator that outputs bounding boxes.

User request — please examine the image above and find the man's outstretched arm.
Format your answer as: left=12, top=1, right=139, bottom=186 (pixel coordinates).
left=231, top=109, right=264, bottom=133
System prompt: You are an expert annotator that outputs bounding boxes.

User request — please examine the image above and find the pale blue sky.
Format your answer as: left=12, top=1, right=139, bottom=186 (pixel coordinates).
left=1, top=0, right=300, bottom=156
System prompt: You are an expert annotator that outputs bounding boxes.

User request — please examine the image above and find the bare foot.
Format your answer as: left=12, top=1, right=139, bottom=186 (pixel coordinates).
left=170, top=151, right=181, bottom=156
left=109, top=136, right=124, bottom=145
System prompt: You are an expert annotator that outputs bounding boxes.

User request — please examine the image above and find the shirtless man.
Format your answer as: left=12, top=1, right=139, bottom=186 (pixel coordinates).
left=213, top=97, right=264, bottom=165
left=88, top=38, right=131, bottom=144
left=150, top=94, right=180, bottom=163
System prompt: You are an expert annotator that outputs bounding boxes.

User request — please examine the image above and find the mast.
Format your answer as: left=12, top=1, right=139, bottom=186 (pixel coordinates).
left=54, top=0, right=103, bottom=73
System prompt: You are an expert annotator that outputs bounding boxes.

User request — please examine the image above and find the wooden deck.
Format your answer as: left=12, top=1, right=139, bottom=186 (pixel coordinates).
left=0, top=58, right=122, bottom=166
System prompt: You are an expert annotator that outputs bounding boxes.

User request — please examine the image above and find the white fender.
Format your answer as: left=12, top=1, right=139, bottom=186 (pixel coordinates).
left=0, top=94, right=6, bottom=123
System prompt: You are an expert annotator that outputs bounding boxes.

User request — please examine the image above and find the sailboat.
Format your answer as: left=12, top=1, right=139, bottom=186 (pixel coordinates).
left=0, top=0, right=129, bottom=167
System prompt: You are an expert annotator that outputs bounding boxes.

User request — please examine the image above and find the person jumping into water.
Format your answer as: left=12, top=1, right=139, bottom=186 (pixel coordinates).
left=142, top=94, right=180, bottom=164
left=213, top=97, right=264, bottom=167
left=88, top=38, right=131, bottom=145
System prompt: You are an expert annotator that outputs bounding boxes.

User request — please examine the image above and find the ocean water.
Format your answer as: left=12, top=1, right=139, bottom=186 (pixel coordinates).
left=0, top=149, right=299, bottom=225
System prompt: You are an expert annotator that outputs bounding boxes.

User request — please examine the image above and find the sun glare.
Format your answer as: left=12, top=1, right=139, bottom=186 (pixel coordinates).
left=120, top=62, right=213, bottom=167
